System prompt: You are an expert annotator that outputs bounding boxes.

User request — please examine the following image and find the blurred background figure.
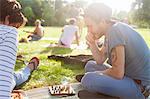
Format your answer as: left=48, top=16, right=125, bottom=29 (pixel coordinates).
left=68, top=4, right=79, bottom=19
left=77, top=8, right=85, bottom=39
left=58, top=18, right=79, bottom=48
left=24, top=19, right=44, bottom=41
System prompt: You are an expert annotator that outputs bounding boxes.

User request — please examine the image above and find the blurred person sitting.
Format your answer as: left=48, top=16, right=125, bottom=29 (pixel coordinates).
left=24, top=19, right=44, bottom=41
left=58, top=18, right=79, bottom=48
left=77, top=15, right=85, bottom=39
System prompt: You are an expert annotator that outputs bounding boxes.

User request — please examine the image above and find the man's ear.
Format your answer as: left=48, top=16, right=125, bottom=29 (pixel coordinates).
left=4, top=16, right=10, bottom=25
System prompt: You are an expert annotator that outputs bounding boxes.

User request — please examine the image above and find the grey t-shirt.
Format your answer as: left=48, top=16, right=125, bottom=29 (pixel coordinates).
left=106, top=22, right=150, bottom=86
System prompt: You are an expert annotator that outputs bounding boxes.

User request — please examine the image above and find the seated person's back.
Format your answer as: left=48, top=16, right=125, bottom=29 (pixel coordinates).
left=59, top=18, right=79, bottom=47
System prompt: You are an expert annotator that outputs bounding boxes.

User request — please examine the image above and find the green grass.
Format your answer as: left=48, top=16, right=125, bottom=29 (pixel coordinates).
left=15, top=27, right=150, bottom=90
left=15, top=27, right=89, bottom=90
left=136, top=28, right=150, bottom=48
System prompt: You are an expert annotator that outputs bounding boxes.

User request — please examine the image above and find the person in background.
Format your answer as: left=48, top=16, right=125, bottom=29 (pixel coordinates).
left=25, top=19, right=44, bottom=41
left=58, top=18, right=79, bottom=47
left=77, top=8, right=85, bottom=39
left=77, top=15, right=85, bottom=39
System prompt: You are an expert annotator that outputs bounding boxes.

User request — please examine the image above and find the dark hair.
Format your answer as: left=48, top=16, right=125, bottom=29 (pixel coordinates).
left=84, top=3, right=112, bottom=23
left=0, top=0, right=27, bottom=28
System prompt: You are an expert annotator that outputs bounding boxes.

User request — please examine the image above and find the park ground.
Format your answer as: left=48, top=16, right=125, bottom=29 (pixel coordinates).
left=15, top=27, right=150, bottom=90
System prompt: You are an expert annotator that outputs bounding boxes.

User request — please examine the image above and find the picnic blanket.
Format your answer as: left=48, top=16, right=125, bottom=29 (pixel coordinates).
left=48, top=54, right=93, bottom=66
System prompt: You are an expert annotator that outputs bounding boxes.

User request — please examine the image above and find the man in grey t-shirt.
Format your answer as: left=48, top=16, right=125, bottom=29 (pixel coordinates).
left=79, top=3, right=150, bottom=99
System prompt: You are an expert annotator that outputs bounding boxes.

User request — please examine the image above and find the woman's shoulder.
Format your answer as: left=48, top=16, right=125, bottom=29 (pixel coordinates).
left=0, top=24, right=17, bottom=34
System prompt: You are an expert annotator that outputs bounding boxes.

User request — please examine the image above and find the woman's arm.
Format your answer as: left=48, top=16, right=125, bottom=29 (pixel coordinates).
left=0, top=28, right=18, bottom=98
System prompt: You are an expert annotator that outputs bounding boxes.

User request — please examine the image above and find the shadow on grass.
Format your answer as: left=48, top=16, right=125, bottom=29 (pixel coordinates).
left=47, top=54, right=93, bottom=68
left=60, top=61, right=84, bottom=71
left=40, top=46, right=73, bottom=55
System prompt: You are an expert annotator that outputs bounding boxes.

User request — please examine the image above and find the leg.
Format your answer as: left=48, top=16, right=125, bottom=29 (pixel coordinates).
left=75, top=60, right=111, bottom=82
left=81, top=72, right=145, bottom=99
left=29, top=35, right=41, bottom=41
left=58, top=39, right=70, bottom=48
left=85, top=60, right=111, bottom=72
left=12, top=57, right=39, bottom=88
left=13, top=66, right=31, bottom=87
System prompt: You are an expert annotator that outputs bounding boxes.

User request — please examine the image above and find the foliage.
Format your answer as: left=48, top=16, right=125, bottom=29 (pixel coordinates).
left=113, top=10, right=128, bottom=21
left=129, top=0, right=150, bottom=28
left=18, top=0, right=85, bottom=26
left=23, top=6, right=35, bottom=25
left=41, top=1, right=56, bottom=26
left=18, top=0, right=150, bottom=27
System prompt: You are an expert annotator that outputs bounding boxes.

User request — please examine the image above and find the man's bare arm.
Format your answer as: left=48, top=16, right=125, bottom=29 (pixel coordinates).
left=90, top=44, right=107, bottom=64
left=102, top=45, right=125, bottom=79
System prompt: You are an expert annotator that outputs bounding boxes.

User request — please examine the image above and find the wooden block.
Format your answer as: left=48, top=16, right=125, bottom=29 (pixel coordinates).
left=49, top=85, right=75, bottom=96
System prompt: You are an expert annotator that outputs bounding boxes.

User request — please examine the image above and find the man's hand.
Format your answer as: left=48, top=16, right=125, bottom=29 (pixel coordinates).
left=86, top=32, right=107, bottom=64
left=86, top=32, right=97, bottom=47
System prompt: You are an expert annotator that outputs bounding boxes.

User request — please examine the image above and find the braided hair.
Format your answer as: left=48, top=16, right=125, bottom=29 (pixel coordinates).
left=0, top=0, right=27, bottom=28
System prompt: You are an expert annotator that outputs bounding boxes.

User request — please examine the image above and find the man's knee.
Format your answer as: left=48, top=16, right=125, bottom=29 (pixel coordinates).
left=81, top=72, right=96, bottom=88
left=85, top=60, right=97, bottom=72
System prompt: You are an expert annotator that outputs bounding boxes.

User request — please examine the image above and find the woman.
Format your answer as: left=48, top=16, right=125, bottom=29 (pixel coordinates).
left=0, top=0, right=27, bottom=98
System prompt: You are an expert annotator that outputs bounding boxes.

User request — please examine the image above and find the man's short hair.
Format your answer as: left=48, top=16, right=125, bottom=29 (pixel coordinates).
left=68, top=18, right=76, bottom=25
left=84, top=3, right=112, bottom=23
left=35, top=19, right=41, bottom=25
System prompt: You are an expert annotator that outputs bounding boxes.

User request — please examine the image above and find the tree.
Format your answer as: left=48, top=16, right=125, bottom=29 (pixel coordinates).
left=130, top=0, right=150, bottom=28
left=18, top=0, right=43, bottom=25
left=115, top=11, right=128, bottom=21
left=23, top=6, right=35, bottom=25
left=17, top=0, right=89, bottom=26
left=42, top=1, right=56, bottom=26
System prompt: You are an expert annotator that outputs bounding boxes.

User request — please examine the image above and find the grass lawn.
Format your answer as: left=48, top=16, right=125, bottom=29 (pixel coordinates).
left=15, top=27, right=150, bottom=90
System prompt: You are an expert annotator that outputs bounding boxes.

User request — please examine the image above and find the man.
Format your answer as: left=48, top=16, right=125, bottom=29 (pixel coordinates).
left=77, top=3, right=150, bottom=99
left=26, top=20, right=44, bottom=41
left=58, top=18, right=79, bottom=47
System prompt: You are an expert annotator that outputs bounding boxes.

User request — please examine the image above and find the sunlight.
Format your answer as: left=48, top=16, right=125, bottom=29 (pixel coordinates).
left=65, top=0, right=135, bottom=12
left=88, top=0, right=134, bottom=12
